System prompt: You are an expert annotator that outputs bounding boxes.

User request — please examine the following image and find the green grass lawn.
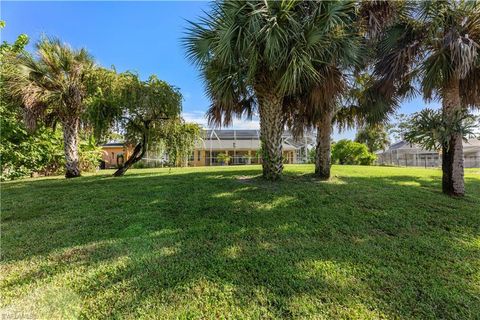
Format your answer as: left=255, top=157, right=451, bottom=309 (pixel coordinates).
left=1, top=165, right=479, bottom=319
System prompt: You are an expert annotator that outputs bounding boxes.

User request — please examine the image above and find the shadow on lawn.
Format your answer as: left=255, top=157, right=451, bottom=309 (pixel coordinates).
left=2, top=168, right=480, bottom=318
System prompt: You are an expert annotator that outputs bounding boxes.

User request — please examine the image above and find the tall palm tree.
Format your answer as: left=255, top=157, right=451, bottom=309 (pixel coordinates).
left=284, top=66, right=398, bottom=179
left=184, top=0, right=358, bottom=180
left=281, top=1, right=402, bottom=180
left=284, top=66, right=347, bottom=179
left=371, top=1, right=480, bottom=196
left=4, top=37, right=94, bottom=178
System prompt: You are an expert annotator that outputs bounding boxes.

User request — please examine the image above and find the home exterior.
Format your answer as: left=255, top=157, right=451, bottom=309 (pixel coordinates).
left=100, top=130, right=314, bottom=168
left=375, top=139, right=480, bottom=168
left=189, top=129, right=314, bottom=167
left=100, top=142, right=132, bottom=169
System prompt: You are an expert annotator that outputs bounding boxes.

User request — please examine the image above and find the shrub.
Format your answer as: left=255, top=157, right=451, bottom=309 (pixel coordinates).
left=331, top=140, right=376, bottom=165
left=217, top=153, right=231, bottom=165
left=79, top=135, right=102, bottom=172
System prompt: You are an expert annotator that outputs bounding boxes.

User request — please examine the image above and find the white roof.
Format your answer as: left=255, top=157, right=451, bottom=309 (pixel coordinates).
left=464, top=138, right=480, bottom=153
left=195, top=139, right=297, bottom=151
left=378, top=139, right=480, bottom=154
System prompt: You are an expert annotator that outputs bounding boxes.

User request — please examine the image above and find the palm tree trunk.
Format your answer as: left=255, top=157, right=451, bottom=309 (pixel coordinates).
left=62, top=117, right=81, bottom=178
left=442, top=79, right=465, bottom=196
left=315, top=109, right=333, bottom=179
left=257, top=89, right=284, bottom=181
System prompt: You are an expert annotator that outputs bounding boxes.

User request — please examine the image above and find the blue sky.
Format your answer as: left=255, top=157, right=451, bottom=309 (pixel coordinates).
left=1, top=1, right=438, bottom=140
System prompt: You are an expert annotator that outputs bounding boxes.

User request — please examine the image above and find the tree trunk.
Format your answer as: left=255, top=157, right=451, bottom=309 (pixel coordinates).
left=442, top=79, right=465, bottom=196
left=257, top=88, right=284, bottom=181
left=113, top=131, right=148, bottom=177
left=62, top=117, right=81, bottom=178
left=315, top=109, right=333, bottom=179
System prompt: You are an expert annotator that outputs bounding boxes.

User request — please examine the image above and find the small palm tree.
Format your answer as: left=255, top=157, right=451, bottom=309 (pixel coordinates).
left=4, top=37, right=94, bottom=178
left=184, top=0, right=358, bottom=180
left=371, top=1, right=480, bottom=196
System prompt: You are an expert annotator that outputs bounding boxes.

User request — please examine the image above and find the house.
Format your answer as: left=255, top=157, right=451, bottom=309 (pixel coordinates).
left=375, top=139, right=480, bottom=168
left=100, top=141, right=132, bottom=169
left=100, top=130, right=315, bottom=168
left=189, top=129, right=314, bottom=166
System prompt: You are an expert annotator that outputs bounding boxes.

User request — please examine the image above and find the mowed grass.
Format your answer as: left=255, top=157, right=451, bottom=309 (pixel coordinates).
left=1, top=165, right=479, bottom=319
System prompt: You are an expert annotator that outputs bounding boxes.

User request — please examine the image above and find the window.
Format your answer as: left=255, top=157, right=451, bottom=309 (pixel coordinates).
left=197, top=150, right=201, bottom=161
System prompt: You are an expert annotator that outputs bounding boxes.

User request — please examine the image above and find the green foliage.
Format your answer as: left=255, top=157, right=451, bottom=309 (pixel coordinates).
left=307, top=148, right=316, bottom=164
left=404, top=109, right=478, bottom=151
left=217, top=153, right=231, bottom=165
left=0, top=25, right=101, bottom=180
left=184, top=1, right=360, bottom=125
left=78, top=134, right=102, bottom=172
left=0, top=117, right=64, bottom=180
left=3, top=36, right=95, bottom=130
left=331, top=139, right=376, bottom=165
left=160, top=121, right=201, bottom=167
left=386, top=113, right=412, bottom=142
left=0, top=111, right=103, bottom=180
left=84, top=67, right=123, bottom=142
left=355, top=124, right=390, bottom=152
left=118, top=74, right=183, bottom=145
left=371, top=1, right=480, bottom=108
left=0, top=21, right=29, bottom=55
left=0, top=23, right=63, bottom=180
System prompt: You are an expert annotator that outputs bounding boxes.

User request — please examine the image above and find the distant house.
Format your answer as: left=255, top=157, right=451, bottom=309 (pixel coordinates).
left=189, top=129, right=315, bottom=166
left=100, top=141, right=132, bottom=169
left=188, top=129, right=315, bottom=166
left=375, top=139, right=480, bottom=168
left=100, top=130, right=315, bottom=168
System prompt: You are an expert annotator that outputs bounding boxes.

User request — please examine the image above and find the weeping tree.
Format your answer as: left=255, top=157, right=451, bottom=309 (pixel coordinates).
left=111, top=74, right=182, bottom=176
left=159, top=120, right=201, bottom=167
left=369, top=1, right=480, bottom=196
left=184, top=0, right=360, bottom=180
left=3, top=37, right=95, bottom=178
left=87, top=71, right=199, bottom=175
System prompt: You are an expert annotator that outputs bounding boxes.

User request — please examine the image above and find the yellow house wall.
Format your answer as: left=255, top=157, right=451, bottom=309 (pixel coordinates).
left=189, top=149, right=206, bottom=167
left=189, top=148, right=297, bottom=166
left=101, top=145, right=133, bottom=168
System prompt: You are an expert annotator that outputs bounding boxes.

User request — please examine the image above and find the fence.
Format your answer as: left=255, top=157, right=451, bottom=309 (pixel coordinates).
left=376, top=154, right=480, bottom=168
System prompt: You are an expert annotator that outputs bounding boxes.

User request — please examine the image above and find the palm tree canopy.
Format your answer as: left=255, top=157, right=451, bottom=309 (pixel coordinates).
left=184, top=0, right=360, bottom=126
left=4, top=37, right=95, bottom=129
left=373, top=0, right=480, bottom=108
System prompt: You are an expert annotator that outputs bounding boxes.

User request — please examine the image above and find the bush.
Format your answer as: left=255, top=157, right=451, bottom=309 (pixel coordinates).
left=0, top=121, right=65, bottom=180
left=0, top=113, right=101, bottom=180
left=217, top=153, right=231, bottom=165
left=79, top=135, right=102, bottom=172
left=331, top=139, right=376, bottom=165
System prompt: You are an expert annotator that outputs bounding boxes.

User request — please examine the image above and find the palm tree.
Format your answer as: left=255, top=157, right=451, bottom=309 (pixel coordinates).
left=371, top=1, right=480, bottom=196
left=281, top=1, right=403, bottom=180
left=284, top=68, right=397, bottom=179
left=4, top=37, right=94, bottom=178
left=284, top=67, right=347, bottom=179
left=184, top=0, right=358, bottom=180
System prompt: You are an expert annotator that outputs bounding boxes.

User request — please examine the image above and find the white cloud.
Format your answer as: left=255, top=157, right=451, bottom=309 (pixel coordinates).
left=182, top=111, right=260, bottom=130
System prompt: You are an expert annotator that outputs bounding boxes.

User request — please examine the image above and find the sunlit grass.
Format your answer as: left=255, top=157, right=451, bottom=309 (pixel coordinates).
left=1, top=165, right=479, bottom=319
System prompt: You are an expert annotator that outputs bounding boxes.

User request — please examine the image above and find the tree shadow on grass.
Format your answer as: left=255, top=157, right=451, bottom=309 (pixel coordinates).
left=1, top=168, right=480, bottom=318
